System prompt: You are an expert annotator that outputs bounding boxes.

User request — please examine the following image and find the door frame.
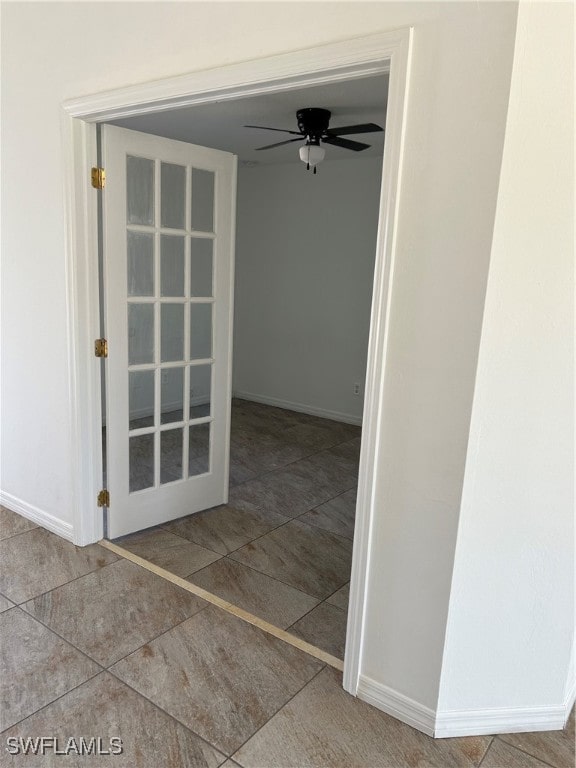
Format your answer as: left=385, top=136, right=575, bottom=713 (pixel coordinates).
left=61, top=28, right=413, bottom=697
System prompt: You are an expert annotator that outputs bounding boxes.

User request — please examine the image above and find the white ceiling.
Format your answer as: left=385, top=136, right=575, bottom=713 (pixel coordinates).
left=111, top=74, right=389, bottom=166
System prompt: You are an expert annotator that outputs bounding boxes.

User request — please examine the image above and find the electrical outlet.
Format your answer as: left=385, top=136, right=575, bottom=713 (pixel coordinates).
left=353, top=382, right=361, bottom=396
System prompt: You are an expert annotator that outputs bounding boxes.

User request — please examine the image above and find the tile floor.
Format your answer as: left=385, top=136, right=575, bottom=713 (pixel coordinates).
left=118, top=400, right=360, bottom=659
left=1, top=504, right=573, bottom=767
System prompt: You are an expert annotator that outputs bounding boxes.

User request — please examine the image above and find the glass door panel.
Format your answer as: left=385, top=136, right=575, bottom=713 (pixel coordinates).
left=189, top=364, right=211, bottom=418
left=127, top=156, right=154, bottom=225
left=190, top=238, right=213, bottom=297
left=129, top=433, right=155, bottom=492
left=128, top=304, right=154, bottom=365
left=129, top=370, right=154, bottom=430
left=160, top=428, right=184, bottom=485
left=126, top=154, right=213, bottom=494
left=189, top=423, right=210, bottom=477
left=160, top=236, right=185, bottom=297
left=190, top=303, right=212, bottom=359
left=160, top=162, right=186, bottom=229
left=103, top=125, right=235, bottom=538
left=127, top=232, right=154, bottom=296
left=161, top=367, right=184, bottom=424
left=190, top=168, right=214, bottom=232
left=161, top=304, right=185, bottom=363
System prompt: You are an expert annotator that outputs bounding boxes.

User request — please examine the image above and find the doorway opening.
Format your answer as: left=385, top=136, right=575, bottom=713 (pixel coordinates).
left=62, top=29, right=412, bottom=696
left=104, top=74, right=388, bottom=663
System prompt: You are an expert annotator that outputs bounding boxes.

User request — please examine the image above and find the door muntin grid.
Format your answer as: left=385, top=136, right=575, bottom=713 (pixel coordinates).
left=126, top=155, right=216, bottom=493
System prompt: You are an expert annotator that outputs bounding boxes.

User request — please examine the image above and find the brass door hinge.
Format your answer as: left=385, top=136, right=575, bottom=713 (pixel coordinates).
left=95, top=338, right=108, bottom=358
left=97, top=489, right=110, bottom=507
left=91, top=167, right=106, bottom=189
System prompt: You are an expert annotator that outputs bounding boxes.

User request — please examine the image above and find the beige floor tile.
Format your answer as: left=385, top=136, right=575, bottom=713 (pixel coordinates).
left=233, top=667, right=491, bottom=768
left=288, top=602, right=348, bottom=659
left=116, top=528, right=221, bottom=576
left=326, top=583, right=350, bottom=611
left=498, top=707, right=575, bottom=768
left=300, top=449, right=358, bottom=487
left=299, top=488, right=357, bottom=539
left=0, top=505, right=38, bottom=540
left=188, top=558, right=319, bottom=629
left=328, top=437, right=362, bottom=460
left=281, top=420, right=357, bottom=452
left=1, top=608, right=100, bottom=731
left=230, top=519, right=352, bottom=599
left=230, top=432, right=309, bottom=474
left=229, top=459, right=356, bottom=519
left=482, top=739, right=556, bottom=768
left=23, top=559, right=207, bottom=667
left=110, top=604, right=323, bottom=755
left=0, top=528, right=117, bottom=603
left=227, top=470, right=326, bottom=519
left=164, top=504, right=288, bottom=555
left=1, top=672, right=225, bottom=767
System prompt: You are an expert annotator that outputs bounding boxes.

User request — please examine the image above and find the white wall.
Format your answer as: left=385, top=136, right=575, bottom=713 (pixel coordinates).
left=358, top=3, right=518, bottom=710
left=437, top=0, right=574, bottom=724
left=233, top=156, right=383, bottom=423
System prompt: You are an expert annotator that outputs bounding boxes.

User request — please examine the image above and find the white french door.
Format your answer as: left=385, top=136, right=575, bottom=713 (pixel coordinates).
left=101, top=125, right=237, bottom=539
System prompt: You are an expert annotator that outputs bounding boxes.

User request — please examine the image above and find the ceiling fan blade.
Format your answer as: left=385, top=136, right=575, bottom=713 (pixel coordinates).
left=244, top=125, right=302, bottom=136
left=255, top=138, right=303, bottom=151
left=326, top=123, right=384, bottom=136
left=323, top=135, right=371, bottom=152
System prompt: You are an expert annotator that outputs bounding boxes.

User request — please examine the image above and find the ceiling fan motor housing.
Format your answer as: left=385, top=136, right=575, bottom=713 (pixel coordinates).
left=297, top=108, right=331, bottom=142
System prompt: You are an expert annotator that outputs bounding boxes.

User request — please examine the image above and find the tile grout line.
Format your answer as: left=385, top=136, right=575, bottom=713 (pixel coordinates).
left=154, top=510, right=352, bottom=601
left=185, top=552, right=324, bottom=610
left=285, top=593, right=347, bottom=638
left=0, top=525, right=39, bottom=544
left=1, top=665, right=229, bottom=765
left=226, top=429, right=360, bottom=493
left=0, top=668, right=104, bottom=736
left=146, top=515, right=335, bottom=599
left=100, top=539, right=344, bottom=672
left=11, top=604, right=109, bottom=676
left=15, top=562, right=208, bottom=673
left=323, top=581, right=350, bottom=608
left=107, top=602, right=212, bottom=670
left=293, top=503, right=356, bottom=542
left=221, top=515, right=352, bottom=604
left=8, top=549, right=121, bottom=607
left=215, top=541, right=349, bottom=613
left=477, top=736, right=495, bottom=767
left=229, top=664, right=328, bottom=764
left=101, top=669, right=230, bottom=762
left=494, top=736, right=566, bottom=768
left=151, top=546, right=347, bottom=651
left=0, top=588, right=15, bottom=606
left=114, top=501, right=353, bottom=620
left=298, top=483, right=357, bottom=510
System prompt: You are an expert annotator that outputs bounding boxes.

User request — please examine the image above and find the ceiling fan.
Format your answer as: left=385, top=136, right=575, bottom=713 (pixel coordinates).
left=244, top=108, right=384, bottom=174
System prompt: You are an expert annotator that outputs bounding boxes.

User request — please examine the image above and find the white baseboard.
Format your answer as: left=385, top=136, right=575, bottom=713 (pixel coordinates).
left=233, top=391, right=362, bottom=426
left=564, top=667, right=575, bottom=720
left=356, top=675, right=436, bottom=736
left=434, top=704, right=569, bottom=738
left=357, top=675, right=570, bottom=738
left=0, top=490, right=74, bottom=542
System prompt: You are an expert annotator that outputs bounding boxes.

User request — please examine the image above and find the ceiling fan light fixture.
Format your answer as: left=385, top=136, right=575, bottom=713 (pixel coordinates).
left=299, top=142, right=325, bottom=172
